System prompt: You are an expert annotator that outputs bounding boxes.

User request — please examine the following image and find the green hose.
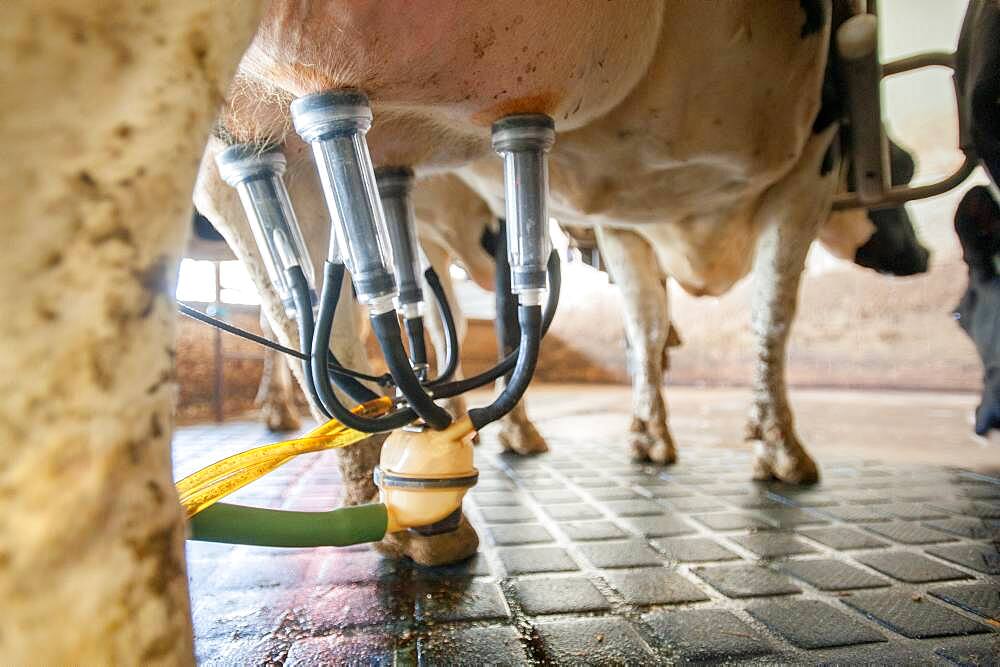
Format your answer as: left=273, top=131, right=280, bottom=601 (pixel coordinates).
left=187, top=502, right=389, bottom=547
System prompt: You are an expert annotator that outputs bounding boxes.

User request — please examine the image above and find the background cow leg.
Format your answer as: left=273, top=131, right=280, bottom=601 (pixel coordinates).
left=0, top=2, right=259, bottom=662
left=596, top=226, right=676, bottom=464
left=256, top=314, right=302, bottom=432
left=745, top=126, right=840, bottom=484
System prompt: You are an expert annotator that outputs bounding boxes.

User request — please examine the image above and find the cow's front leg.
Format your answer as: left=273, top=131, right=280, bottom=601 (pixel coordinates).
left=745, top=125, right=840, bottom=484
left=596, top=227, right=676, bottom=464
left=255, top=314, right=301, bottom=432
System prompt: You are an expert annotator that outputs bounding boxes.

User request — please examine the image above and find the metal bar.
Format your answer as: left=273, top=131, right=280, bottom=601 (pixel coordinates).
left=833, top=153, right=978, bottom=210
left=882, top=51, right=954, bottom=77
left=837, top=14, right=889, bottom=204
left=212, top=261, right=224, bottom=423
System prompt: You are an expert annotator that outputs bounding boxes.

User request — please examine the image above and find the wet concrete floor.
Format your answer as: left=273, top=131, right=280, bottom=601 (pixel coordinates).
left=176, top=385, right=999, bottom=665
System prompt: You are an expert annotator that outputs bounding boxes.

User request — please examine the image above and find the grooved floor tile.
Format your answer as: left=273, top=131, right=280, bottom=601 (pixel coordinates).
left=691, top=512, right=774, bottom=531
left=285, top=633, right=394, bottom=666
left=662, top=496, right=728, bottom=512
left=755, top=507, right=831, bottom=528
left=931, top=500, right=1000, bottom=519
left=512, top=577, right=610, bottom=615
left=479, top=505, right=537, bottom=524
left=603, top=568, right=710, bottom=605
left=639, top=484, right=694, bottom=499
left=415, top=581, right=509, bottom=623
left=923, top=517, right=1000, bottom=541
left=498, top=547, right=578, bottom=575
left=472, top=491, right=523, bottom=507
left=644, top=609, right=775, bottom=663
left=819, top=505, right=892, bottom=523
left=414, top=553, right=491, bottom=579
left=531, top=489, right=583, bottom=505
left=863, top=521, right=957, bottom=545
left=779, top=558, right=890, bottom=591
left=933, top=636, right=1000, bottom=666
left=856, top=551, right=972, bottom=583
left=601, top=498, right=664, bottom=517
left=691, top=563, right=800, bottom=598
left=620, top=515, right=696, bottom=538
left=560, top=521, right=628, bottom=542
left=588, top=486, right=645, bottom=501
left=577, top=540, right=663, bottom=569
left=799, top=526, right=890, bottom=550
left=930, top=583, right=1000, bottom=622
left=747, top=599, right=886, bottom=649
left=652, top=536, right=741, bottom=562
left=927, top=543, right=1000, bottom=575
left=730, top=532, right=817, bottom=558
left=534, top=618, right=656, bottom=666
left=878, top=502, right=951, bottom=520
left=542, top=503, right=603, bottom=521
left=418, top=625, right=529, bottom=666
left=841, top=590, right=990, bottom=639
left=488, top=523, right=554, bottom=546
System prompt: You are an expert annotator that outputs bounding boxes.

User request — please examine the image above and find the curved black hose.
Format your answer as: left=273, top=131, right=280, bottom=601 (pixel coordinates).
left=468, top=304, right=542, bottom=430
left=403, top=315, right=428, bottom=367
left=287, top=267, right=333, bottom=420
left=306, top=263, right=417, bottom=433
left=312, top=262, right=380, bottom=404
left=177, top=302, right=388, bottom=384
left=424, top=266, right=459, bottom=386
left=370, top=310, right=453, bottom=430
left=433, top=249, right=560, bottom=399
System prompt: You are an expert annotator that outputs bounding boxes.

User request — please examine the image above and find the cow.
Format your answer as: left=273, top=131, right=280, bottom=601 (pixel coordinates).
left=952, top=0, right=1000, bottom=436
left=187, top=2, right=854, bottom=577
left=954, top=186, right=1000, bottom=435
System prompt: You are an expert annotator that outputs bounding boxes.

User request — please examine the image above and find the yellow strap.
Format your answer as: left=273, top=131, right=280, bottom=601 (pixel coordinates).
left=176, top=397, right=392, bottom=518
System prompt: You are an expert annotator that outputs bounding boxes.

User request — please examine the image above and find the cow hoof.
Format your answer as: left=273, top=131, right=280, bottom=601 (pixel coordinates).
left=262, top=404, right=301, bottom=433
left=499, top=420, right=548, bottom=455
left=374, top=514, right=479, bottom=567
left=629, top=431, right=676, bottom=465
left=751, top=440, right=820, bottom=485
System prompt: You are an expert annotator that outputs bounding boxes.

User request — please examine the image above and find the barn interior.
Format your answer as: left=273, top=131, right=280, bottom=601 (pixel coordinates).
left=4, top=0, right=999, bottom=665
left=168, top=2, right=1000, bottom=663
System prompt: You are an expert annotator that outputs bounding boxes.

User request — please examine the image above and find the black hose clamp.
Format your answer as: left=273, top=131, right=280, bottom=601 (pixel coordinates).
left=373, top=467, right=479, bottom=490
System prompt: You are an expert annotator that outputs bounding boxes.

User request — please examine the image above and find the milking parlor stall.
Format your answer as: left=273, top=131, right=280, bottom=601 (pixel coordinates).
left=3, top=0, right=1000, bottom=664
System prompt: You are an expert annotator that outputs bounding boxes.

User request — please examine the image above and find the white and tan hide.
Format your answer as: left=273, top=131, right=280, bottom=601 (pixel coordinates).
left=0, top=1, right=260, bottom=663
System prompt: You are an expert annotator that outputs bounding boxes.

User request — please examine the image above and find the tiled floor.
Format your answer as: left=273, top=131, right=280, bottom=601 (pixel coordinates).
left=177, top=414, right=999, bottom=665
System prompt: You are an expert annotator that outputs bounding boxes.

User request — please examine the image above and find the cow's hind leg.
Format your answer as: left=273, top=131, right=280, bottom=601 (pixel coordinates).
left=746, top=125, right=840, bottom=484
left=596, top=227, right=676, bottom=464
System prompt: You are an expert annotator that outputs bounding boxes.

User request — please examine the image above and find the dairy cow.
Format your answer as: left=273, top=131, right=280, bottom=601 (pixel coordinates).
left=953, top=0, right=1000, bottom=436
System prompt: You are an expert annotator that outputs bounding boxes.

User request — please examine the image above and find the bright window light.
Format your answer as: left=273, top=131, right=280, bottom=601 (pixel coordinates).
left=219, top=261, right=261, bottom=305
left=176, top=259, right=216, bottom=302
